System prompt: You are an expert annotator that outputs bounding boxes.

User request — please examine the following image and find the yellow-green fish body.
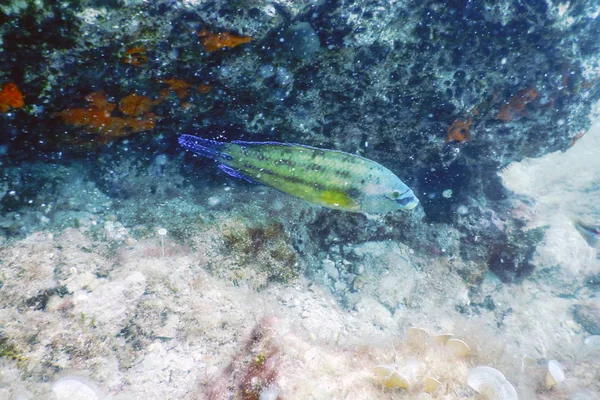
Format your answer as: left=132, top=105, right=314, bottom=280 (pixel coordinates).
left=179, top=134, right=419, bottom=213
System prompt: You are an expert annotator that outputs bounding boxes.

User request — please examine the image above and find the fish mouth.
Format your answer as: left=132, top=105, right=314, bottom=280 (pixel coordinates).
left=396, top=195, right=419, bottom=210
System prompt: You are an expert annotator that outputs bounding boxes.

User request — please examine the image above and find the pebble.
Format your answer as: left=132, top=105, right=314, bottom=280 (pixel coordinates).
left=322, top=259, right=339, bottom=280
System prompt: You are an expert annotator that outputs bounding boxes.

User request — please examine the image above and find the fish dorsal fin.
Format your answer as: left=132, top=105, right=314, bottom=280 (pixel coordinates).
left=218, top=164, right=257, bottom=184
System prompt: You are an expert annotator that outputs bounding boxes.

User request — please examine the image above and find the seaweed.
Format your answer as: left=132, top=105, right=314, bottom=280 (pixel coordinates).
left=222, top=221, right=299, bottom=284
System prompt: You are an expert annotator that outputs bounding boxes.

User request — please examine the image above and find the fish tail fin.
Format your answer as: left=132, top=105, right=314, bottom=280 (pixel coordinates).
left=178, top=134, right=231, bottom=162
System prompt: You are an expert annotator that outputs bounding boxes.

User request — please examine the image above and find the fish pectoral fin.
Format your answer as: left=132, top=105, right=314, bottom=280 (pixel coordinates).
left=319, top=190, right=360, bottom=211
left=218, top=164, right=258, bottom=184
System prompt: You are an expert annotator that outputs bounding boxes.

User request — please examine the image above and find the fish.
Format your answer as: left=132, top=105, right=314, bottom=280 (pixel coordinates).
left=179, top=134, right=419, bottom=213
left=573, top=220, right=600, bottom=248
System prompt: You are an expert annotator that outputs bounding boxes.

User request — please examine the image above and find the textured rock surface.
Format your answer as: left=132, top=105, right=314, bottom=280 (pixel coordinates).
left=0, top=221, right=598, bottom=399
left=1, top=2, right=600, bottom=298
left=573, top=302, right=600, bottom=335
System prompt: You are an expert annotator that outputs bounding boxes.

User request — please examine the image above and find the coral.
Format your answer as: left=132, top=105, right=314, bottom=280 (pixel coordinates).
left=121, top=47, right=148, bottom=67
left=446, top=118, right=473, bottom=143
left=197, top=28, right=252, bottom=52
left=0, top=82, right=24, bottom=113
left=497, top=88, right=539, bottom=122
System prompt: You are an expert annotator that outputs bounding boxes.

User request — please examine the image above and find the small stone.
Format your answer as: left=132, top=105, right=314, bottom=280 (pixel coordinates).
left=333, top=281, right=346, bottom=292
left=353, top=275, right=366, bottom=291
left=322, top=259, right=339, bottom=280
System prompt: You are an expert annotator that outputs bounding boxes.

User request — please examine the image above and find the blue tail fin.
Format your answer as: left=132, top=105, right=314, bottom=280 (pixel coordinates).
left=179, top=134, right=231, bottom=161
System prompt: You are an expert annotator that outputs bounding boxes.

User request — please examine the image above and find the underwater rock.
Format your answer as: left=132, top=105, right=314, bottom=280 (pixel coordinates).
left=487, top=228, right=545, bottom=283
left=1, top=0, right=600, bottom=273
left=572, top=303, right=600, bottom=335
left=283, top=22, right=321, bottom=60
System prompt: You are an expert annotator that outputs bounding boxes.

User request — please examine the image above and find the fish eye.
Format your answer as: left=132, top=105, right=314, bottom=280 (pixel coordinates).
left=390, top=190, right=401, bottom=199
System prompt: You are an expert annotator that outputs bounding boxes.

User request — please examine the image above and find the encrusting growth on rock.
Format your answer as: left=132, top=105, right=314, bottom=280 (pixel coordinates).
left=122, top=47, right=149, bottom=67
left=207, top=317, right=280, bottom=400
left=54, top=91, right=160, bottom=140
left=497, top=88, right=538, bottom=122
left=119, top=93, right=158, bottom=117
left=0, top=82, right=24, bottom=113
left=446, top=118, right=472, bottom=142
left=197, top=28, right=252, bottom=52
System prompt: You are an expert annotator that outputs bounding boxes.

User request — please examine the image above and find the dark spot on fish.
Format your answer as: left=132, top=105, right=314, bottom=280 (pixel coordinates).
left=244, top=164, right=313, bottom=188
left=348, top=188, right=361, bottom=198
left=311, top=150, right=325, bottom=159
left=360, top=179, right=365, bottom=184
left=257, top=154, right=265, bottom=160
left=276, top=159, right=295, bottom=167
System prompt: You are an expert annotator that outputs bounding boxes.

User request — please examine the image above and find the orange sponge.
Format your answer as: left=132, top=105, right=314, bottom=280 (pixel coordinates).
left=0, top=82, right=24, bottom=113
left=197, top=28, right=252, bottom=52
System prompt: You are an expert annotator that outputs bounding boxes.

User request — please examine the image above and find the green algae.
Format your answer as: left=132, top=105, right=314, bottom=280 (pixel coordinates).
left=222, top=221, right=299, bottom=284
left=0, top=333, right=25, bottom=364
